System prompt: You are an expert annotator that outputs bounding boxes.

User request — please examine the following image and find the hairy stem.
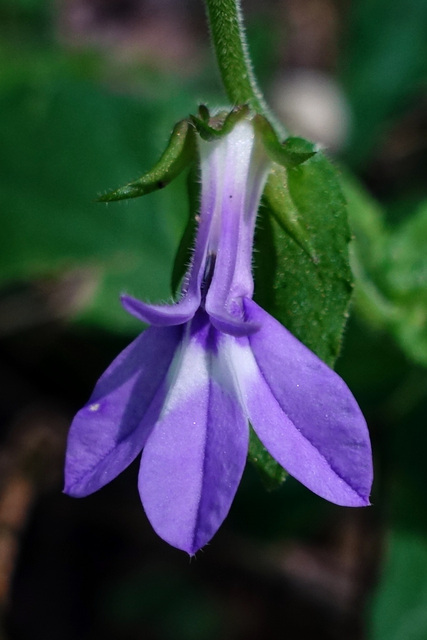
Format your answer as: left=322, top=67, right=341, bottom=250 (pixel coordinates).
left=204, top=0, right=286, bottom=136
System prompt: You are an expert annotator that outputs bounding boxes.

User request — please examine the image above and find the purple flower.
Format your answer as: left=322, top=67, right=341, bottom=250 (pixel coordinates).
left=65, top=119, right=372, bottom=554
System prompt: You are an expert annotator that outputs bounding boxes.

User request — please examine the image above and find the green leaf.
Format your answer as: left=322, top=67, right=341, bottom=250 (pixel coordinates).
left=369, top=531, right=427, bottom=640
left=251, top=151, right=351, bottom=484
left=382, top=202, right=427, bottom=366
left=0, top=79, right=193, bottom=333
left=341, top=172, right=398, bottom=328
left=343, top=174, right=427, bottom=367
left=341, top=0, right=427, bottom=165
left=248, top=427, right=288, bottom=490
left=255, top=152, right=353, bottom=367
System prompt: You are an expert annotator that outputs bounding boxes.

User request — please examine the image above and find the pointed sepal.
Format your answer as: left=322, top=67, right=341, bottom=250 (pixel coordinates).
left=263, top=165, right=317, bottom=259
left=256, top=114, right=318, bottom=256
left=253, top=114, right=317, bottom=168
left=98, top=119, right=197, bottom=202
left=190, top=104, right=251, bottom=141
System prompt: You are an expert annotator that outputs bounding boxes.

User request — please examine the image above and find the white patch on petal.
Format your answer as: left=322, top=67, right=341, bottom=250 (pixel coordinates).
left=158, top=326, right=260, bottom=424
left=88, top=403, right=100, bottom=412
left=160, top=336, right=209, bottom=418
left=216, top=334, right=259, bottom=413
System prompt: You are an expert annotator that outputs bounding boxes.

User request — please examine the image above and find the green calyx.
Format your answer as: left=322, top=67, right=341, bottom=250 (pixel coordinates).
left=263, top=166, right=317, bottom=260
left=253, top=114, right=317, bottom=169
left=96, top=106, right=318, bottom=270
left=251, top=115, right=318, bottom=259
left=98, top=119, right=197, bottom=202
left=97, top=105, right=255, bottom=203
left=190, top=103, right=251, bottom=140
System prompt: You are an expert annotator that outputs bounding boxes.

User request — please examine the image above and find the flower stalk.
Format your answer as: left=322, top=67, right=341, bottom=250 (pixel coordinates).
left=204, top=0, right=286, bottom=137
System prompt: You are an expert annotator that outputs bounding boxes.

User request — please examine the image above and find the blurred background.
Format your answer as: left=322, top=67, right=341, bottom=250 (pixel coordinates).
left=0, top=0, right=427, bottom=638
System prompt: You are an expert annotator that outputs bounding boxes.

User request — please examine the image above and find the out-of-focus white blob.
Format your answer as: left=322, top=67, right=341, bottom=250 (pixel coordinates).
left=271, top=70, right=351, bottom=151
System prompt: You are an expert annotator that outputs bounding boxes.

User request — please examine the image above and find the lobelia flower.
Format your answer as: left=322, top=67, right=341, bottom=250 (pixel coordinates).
left=64, top=116, right=373, bottom=555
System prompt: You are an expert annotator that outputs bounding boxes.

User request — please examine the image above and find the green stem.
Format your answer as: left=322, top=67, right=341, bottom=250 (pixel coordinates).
left=204, top=0, right=286, bottom=136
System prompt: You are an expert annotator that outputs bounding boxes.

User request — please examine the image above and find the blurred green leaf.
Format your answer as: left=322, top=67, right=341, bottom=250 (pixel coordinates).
left=255, top=152, right=352, bottom=367
left=342, top=172, right=399, bottom=329
left=341, top=0, right=427, bottom=165
left=344, top=174, right=427, bottom=367
left=0, top=78, right=194, bottom=333
left=383, top=202, right=427, bottom=365
left=369, top=531, right=427, bottom=640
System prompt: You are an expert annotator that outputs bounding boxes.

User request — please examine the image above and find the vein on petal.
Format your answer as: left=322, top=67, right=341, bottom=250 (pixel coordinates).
left=249, top=344, right=369, bottom=504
